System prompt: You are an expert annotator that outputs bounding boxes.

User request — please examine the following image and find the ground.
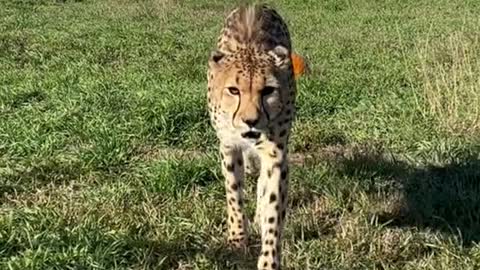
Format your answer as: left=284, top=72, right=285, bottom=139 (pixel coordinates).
left=1, top=0, right=480, bottom=269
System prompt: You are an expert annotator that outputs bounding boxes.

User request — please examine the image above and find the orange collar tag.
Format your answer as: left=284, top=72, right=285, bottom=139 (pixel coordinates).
left=291, top=52, right=309, bottom=79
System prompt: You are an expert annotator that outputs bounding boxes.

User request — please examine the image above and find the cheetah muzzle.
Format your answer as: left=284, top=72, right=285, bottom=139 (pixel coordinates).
left=241, top=131, right=261, bottom=140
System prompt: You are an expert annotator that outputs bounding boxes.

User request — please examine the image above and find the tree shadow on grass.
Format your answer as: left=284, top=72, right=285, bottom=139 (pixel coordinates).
left=334, top=145, right=480, bottom=245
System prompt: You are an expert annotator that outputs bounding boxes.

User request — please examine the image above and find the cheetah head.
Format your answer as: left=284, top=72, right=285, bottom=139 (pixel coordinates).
left=208, top=45, right=292, bottom=141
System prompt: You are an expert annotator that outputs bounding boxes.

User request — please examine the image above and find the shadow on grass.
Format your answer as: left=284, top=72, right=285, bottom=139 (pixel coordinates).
left=334, top=145, right=480, bottom=245
left=1, top=211, right=260, bottom=270
left=117, top=235, right=260, bottom=270
left=0, top=160, right=87, bottom=202
left=157, top=241, right=258, bottom=270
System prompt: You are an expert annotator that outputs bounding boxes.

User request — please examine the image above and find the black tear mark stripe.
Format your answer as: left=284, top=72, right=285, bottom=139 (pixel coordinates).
left=232, top=86, right=241, bottom=124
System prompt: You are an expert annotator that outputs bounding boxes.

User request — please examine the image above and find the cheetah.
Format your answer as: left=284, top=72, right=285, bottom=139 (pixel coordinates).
left=207, top=4, right=296, bottom=270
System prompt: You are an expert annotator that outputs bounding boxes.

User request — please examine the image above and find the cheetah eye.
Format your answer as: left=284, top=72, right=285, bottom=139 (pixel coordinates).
left=227, top=87, right=240, bottom=95
left=262, top=86, right=276, bottom=96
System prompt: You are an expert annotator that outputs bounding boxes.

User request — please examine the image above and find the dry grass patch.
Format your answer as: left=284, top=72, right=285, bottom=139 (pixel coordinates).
left=415, top=32, right=480, bottom=137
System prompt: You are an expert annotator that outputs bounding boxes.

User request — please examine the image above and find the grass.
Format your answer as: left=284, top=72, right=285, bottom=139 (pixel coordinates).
left=415, top=32, right=480, bottom=137
left=1, top=0, right=480, bottom=269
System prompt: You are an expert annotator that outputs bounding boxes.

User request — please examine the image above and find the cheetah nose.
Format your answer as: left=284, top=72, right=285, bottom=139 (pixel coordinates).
left=243, top=117, right=260, bottom=128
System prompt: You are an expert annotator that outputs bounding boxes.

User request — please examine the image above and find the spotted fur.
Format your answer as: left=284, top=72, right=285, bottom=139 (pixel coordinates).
left=207, top=4, right=296, bottom=270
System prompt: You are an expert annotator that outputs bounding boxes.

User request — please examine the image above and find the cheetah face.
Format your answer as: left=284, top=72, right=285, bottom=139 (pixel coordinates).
left=208, top=46, right=291, bottom=141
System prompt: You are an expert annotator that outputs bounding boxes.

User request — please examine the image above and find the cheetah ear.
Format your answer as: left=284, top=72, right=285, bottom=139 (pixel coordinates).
left=208, top=50, right=225, bottom=69
left=269, top=45, right=291, bottom=69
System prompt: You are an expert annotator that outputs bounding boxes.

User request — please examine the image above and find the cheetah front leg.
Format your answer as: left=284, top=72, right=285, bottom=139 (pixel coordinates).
left=254, top=171, right=268, bottom=227
left=220, top=144, right=249, bottom=250
left=256, top=142, right=289, bottom=270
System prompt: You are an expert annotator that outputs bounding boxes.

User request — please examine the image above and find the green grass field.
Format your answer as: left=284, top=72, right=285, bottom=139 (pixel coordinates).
left=1, top=0, right=480, bottom=269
